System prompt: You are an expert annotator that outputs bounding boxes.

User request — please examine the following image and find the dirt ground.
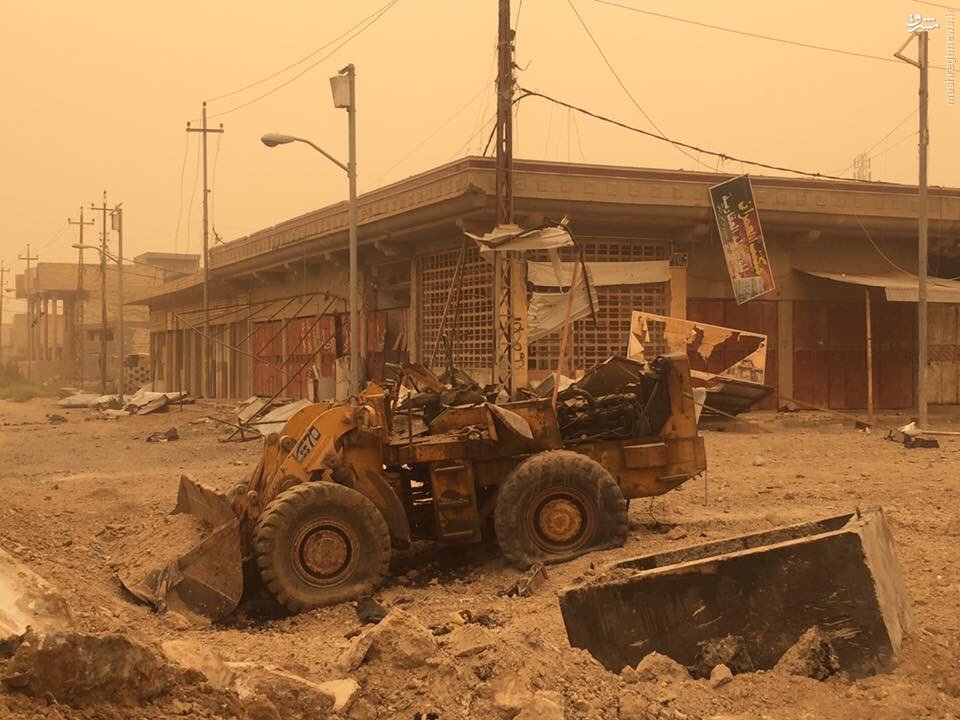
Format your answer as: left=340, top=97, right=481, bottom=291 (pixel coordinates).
left=0, top=397, right=958, bottom=720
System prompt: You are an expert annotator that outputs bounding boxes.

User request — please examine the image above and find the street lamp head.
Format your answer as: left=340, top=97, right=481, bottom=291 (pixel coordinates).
left=72, top=243, right=96, bottom=251
left=330, top=72, right=353, bottom=109
left=261, top=133, right=297, bottom=148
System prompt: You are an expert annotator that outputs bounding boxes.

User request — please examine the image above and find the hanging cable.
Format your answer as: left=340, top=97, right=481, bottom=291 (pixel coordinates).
left=834, top=110, right=918, bottom=175
left=517, top=87, right=882, bottom=182
left=207, top=1, right=399, bottom=120
left=185, top=138, right=202, bottom=252
left=173, top=135, right=190, bottom=253
left=567, top=0, right=715, bottom=170
left=210, top=133, right=222, bottom=243
left=595, top=0, right=949, bottom=71
left=208, top=0, right=399, bottom=103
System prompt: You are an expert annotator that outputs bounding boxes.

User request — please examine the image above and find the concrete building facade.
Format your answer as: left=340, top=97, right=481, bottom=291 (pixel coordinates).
left=16, top=253, right=199, bottom=387
left=135, top=156, right=960, bottom=410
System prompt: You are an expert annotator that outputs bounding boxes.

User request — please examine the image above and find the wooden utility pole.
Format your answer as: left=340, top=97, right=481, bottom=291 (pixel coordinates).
left=492, top=0, right=527, bottom=393
left=91, top=191, right=110, bottom=394
left=18, top=245, right=38, bottom=380
left=186, top=103, right=224, bottom=398
left=865, top=287, right=874, bottom=424
left=68, top=207, right=95, bottom=390
left=895, top=30, right=930, bottom=428
left=0, top=261, right=7, bottom=365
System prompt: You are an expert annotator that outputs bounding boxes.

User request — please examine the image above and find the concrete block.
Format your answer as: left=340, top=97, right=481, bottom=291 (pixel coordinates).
left=559, top=508, right=913, bottom=679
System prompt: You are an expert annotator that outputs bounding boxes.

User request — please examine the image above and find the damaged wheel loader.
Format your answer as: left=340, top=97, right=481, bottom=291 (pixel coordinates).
left=119, top=354, right=706, bottom=620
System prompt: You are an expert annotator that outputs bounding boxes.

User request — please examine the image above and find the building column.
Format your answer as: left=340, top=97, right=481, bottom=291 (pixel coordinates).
left=63, top=298, right=75, bottom=376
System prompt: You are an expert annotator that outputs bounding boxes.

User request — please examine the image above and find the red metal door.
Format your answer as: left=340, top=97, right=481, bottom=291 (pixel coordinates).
left=793, top=302, right=867, bottom=410
left=284, top=315, right=337, bottom=399
left=873, top=302, right=915, bottom=409
left=253, top=321, right=284, bottom=397
left=687, top=299, right=779, bottom=409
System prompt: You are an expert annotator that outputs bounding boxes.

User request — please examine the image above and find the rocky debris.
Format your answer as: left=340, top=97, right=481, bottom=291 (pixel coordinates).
left=356, top=596, right=388, bottom=625
left=491, top=675, right=532, bottom=716
left=316, top=677, right=360, bottom=713
left=634, top=652, right=691, bottom=683
left=1, top=630, right=174, bottom=706
left=46, top=414, right=67, bottom=424
left=694, top=635, right=755, bottom=677
left=243, top=694, right=282, bottom=720
left=516, top=691, right=565, bottom=719
left=146, top=427, right=179, bottom=442
left=666, top=526, right=688, bottom=541
left=229, top=662, right=337, bottom=719
left=619, top=689, right=691, bottom=720
left=774, top=626, right=840, bottom=680
left=620, top=665, right=640, bottom=684
left=348, top=608, right=439, bottom=670
left=752, top=455, right=766, bottom=467
left=505, top=563, right=548, bottom=597
left=709, top=664, right=733, bottom=689
left=0, top=546, right=73, bottom=640
left=161, top=638, right=234, bottom=690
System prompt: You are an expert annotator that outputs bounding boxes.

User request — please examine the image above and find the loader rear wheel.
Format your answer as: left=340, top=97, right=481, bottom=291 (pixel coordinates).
left=253, top=483, right=390, bottom=612
left=495, top=450, right=628, bottom=567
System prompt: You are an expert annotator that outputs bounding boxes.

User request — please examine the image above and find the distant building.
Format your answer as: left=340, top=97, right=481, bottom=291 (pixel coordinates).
left=134, top=156, right=960, bottom=410
left=15, top=252, right=199, bottom=388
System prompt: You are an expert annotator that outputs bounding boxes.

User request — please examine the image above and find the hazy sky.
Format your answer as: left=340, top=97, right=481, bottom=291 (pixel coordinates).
left=1, top=0, right=956, bottom=317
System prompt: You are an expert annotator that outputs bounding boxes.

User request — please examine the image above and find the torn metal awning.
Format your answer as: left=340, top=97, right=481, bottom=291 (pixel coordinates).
left=527, top=259, right=670, bottom=287
left=464, top=222, right=574, bottom=254
left=799, top=269, right=960, bottom=303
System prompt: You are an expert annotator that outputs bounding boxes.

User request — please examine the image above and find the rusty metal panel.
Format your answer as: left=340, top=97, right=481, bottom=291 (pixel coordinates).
left=429, top=462, right=481, bottom=543
left=874, top=302, right=915, bottom=409
left=419, top=246, right=493, bottom=376
left=622, top=442, right=667, bottom=468
left=253, top=321, right=283, bottom=397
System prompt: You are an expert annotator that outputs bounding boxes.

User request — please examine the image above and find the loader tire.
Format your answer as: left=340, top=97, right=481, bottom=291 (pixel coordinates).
left=253, top=483, right=390, bottom=612
left=495, top=450, right=628, bottom=568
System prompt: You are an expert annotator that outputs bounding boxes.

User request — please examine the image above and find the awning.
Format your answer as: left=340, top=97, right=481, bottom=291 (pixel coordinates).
left=527, top=259, right=670, bottom=287
left=799, top=269, right=960, bottom=303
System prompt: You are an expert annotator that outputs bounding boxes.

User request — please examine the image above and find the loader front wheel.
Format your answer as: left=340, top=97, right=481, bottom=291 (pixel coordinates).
left=253, top=483, right=390, bottom=612
left=495, top=450, right=628, bottom=567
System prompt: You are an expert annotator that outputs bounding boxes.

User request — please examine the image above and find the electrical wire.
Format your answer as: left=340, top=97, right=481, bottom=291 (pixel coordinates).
left=173, top=135, right=190, bottom=253
left=517, top=87, right=882, bottom=182
left=36, top=224, right=68, bottom=252
left=595, top=0, right=949, bottom=71
left=185, top=138, right=202, bottom=253
left=208, top=0, right=398, bottom=103
left=373, top=78, right=494, bottom=185
left=207, top=1, right=399, bottom=120
left=567, top=0, right=715, bottom=170
left=834, top=110, right=918, bottom=175
left=210, top=133, right=222, bottom=243
left=870, top=130, right=919, bottom=161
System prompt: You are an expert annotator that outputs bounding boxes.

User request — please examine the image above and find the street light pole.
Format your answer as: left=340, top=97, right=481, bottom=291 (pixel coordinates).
left=262, top=63, right=361, bottom=395
left=343, top=64, right=360, bottom=396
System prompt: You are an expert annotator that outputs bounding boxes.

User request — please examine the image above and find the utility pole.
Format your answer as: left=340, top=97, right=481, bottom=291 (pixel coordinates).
left=18, top=245, right=38, bottom=380
left=0, top=261, right=7, bottom=365
left=343, top=65, right=360, bottom=396
left=895, top=30, right=929, bottom=428
left=493, top=0, right=521, bottom=393
left=91, top=191, right=110, bottom=395
left=68, top=207, right=95, bottom=390
left=186, top=103, right=224, bottom=398
left=111, top=205, right=125, bottom=403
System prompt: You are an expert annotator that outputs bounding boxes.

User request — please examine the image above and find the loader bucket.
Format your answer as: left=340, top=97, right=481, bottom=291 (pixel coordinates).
left=116, top=475, right=243, bottom=621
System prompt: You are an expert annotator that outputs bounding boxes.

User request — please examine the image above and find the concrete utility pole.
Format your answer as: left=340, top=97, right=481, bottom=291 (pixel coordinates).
left=18, top=245, right=38, bottom=380
left=91, top=191, right=110, bottom=394
left=68, top=207, right=95, bottom=390
left=895, top=30, right=930, bottom=428
left=493, top=0, right=518, bottom=392
left=0, top=261, right=7, bottom=365
left=111, top=205, right=125, bottom=403
left=186, top=103, right=224, bottom=398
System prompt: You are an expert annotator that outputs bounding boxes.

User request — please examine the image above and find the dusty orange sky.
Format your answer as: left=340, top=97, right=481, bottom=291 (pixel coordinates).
left=1, top=0, right=956, bottom=317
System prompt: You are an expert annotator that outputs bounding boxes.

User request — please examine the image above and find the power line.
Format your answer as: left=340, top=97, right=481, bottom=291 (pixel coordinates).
left=834, top=109, right=918, bottom=174
left=373, top=79, right=494, bottom=185
left=567, top=0, right=714, bottom=170
left=870, top=130, right=918, bottom=161
left=208, top=0, right=398, bottom=103
left=173, top=134, right=190, bottom=252
left=595, top=0, right=949, bottom=71
left=517, top=87, right=881, bottom=182
left=185, top=137, right=201, bottom=253
left=207, top=1, right=399, bottom=120
left=211, top=133, right=222, bottom=241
